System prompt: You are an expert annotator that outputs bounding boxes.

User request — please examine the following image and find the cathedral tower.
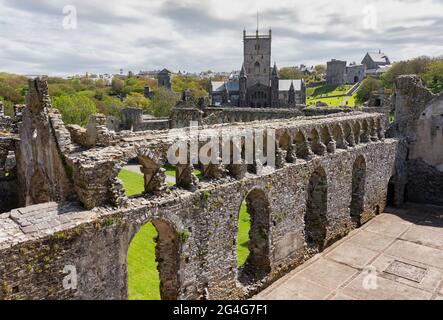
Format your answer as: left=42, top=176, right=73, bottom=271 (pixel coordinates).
left=243, top=28, right=272, bottom=88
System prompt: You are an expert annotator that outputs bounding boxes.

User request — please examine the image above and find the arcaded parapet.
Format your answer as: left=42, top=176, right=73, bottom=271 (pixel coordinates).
left=393, top=75, right=443, bottom=205
left=15, top=78, right=75, bottom=207
left=0, top=137, right=397, bottom=300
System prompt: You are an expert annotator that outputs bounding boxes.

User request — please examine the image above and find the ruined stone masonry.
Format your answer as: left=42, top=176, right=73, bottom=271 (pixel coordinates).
left=0, top=76, right=437, bottom=300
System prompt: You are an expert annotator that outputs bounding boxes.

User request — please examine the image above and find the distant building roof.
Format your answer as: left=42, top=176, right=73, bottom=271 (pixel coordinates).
left=158, top=68, right=172, bottom=74
left=366, top=52, right=390, bottom=64
left=279, top=79, right=303, bottom=91
left=211, top=80, right=240, bottom=92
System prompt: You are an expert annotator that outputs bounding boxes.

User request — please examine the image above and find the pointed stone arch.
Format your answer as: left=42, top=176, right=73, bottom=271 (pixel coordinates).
left=332, top=125, right=348, bottom=149
left=353, top=121, right=361, bottom=145
left=321, top=126, right=334, bottom=153
left=238, top=188, right=271, bottom=284
left=343, top=122, right=355, bottom=147
left=360, top=120, right=370, bottom=143
left=294, top=130, right=313, bottom=159
left=368, top=118, right=378, bottom=141
left=304, top=167, right=328, bottom=252
left=310, top=128, right=326, bottom=155
left=127, top=219, right=181, bottom=300
left=350, top=155, right=366, bottom=226
left=138, top=149, right=167, bottom=193
left=278, top=131, right=291, bottom=150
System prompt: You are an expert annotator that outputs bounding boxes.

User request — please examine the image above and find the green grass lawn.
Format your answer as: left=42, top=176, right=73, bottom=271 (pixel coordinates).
left=128, top=222, right=160, bottom=300
left=237, top=202, right=251, bottom=267
left=307, top=84, right=352, bottom=97
left=307, top=84, right=358, bottom=107
left=163, top=164, right=203, bottom=178
left=119, top=168, right=251, bottom=300
left=118, top=169, right=144, bottom=196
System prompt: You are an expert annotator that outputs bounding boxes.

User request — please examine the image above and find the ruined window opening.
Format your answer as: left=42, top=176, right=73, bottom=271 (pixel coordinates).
left=304, top=167, right=328, bottom=252
left=118, top=158, right=144, bottom=197
left=350, top=155, right=366, bottom=227
left=238, top=189, right=271, bottom=285
left=128, top=219, right=180, bottom=300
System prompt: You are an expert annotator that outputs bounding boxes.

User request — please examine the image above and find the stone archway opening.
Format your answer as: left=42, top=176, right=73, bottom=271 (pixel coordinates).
left=304, top=167, right=328, bottom=253
left=127, top=219, right=180, bottom=300
left=387, top=176, right=396, bottom=207
left=350, top=155, right=366, bottom=226
left=238, top=188, right=271, bottom=285
left=118, top=158, right=145, bottom=197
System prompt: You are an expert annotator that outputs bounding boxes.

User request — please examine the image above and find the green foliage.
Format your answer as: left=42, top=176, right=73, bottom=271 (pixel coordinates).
left=178, top=230, right=190, bottom=243
left=355, top=77, right=383, bottom=104
left=381, top=57, right=431, bottom=89
left=172, top=75, right=208, bottom=98
left=422, top=59, right=443, bottom=94
left=0, top=73, right=28, bottom=104
left=52, top=93, right=97, bottom=126
left=124, top=92, right=150, bottom=111
left=111, top=77, right=125, bottom=95
left=150, top=87, right=179, bottom=117
left=380, top=56, right=443, bottom=94
left=279, top=67, right=304, bottom=80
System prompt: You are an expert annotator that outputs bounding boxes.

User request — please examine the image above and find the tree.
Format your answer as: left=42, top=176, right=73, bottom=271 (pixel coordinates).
left=355, top=77, right=383, bottom=104
left=100, top=95, right=124, bottom=119
left=381, top=57, right=431, bottom=88
left=124, top=92, right=150, bottom=111
left=278, top=67, right=304, bottom=80
left=150, top=87, right=179, bottom=117
left=314, top=64, right=326, bottom=74
left=423, top=59, right=443, bottom=94
left=52, top=94, right=97, bottom=126
left=172, top=75, right=208, bottom=98
left=111, top=77, right=125, bottom=95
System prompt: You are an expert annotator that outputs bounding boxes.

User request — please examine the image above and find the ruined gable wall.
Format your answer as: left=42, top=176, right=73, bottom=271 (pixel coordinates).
left=393, top=75, right=443, bottom=205
left=15, top=79, right=75, bottom=207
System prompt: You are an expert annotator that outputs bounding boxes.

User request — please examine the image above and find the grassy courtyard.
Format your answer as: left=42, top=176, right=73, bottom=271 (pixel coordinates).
left=306, top=84, right=358, bottom=107
left=119, top=167, right=251, bottom=300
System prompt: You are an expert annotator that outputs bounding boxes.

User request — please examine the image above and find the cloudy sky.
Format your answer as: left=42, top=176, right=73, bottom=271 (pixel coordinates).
left=1, top=0, right=442, bottom=76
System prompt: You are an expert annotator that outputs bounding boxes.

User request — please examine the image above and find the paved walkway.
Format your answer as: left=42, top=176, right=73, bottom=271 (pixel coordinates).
left=254, top=203, right=443, bottom=300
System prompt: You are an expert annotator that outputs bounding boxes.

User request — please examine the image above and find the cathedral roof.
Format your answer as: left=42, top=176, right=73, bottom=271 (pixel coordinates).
left=211, top=80, right=240, bottom=92
left=279, top=79, right=303, bottom=91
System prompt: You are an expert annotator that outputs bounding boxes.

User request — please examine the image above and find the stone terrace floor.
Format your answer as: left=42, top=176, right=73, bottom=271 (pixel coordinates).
left=254, top=203, right=443, bottom=300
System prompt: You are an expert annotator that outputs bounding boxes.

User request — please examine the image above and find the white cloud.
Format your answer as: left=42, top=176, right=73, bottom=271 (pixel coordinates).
left=0, top=0, right=442, bottom=76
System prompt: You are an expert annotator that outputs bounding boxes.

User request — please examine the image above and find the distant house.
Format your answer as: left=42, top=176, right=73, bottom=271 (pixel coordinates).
left=158, top=68, right=172, bottom=89
left=299, top=64, right=316, bottom=75
left=361, top=51, right=391, bottom=71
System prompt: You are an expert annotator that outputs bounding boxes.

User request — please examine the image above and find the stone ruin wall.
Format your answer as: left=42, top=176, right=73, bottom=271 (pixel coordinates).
left=0, top=80, right=399, bottom=300
left=392, top=75, right=443, bottom=205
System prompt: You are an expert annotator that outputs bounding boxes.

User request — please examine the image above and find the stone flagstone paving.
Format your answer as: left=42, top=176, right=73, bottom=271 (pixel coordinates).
left=254, top=203, right=443, bottom=300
